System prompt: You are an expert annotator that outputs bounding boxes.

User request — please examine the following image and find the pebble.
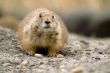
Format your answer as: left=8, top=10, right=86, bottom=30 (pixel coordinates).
left=15, top=53, right=23, bottom=57
left=16, top=65, right=21, bottom=68
left=35, top=53, right=44, bottom=59
left=57, top=54, right=64, bottom=58
left=61, top=69, right=67, bottom=72
left=14, top=58, right=22, bottom=63
left=71, top=67, right=84, bottom=73
left=39, top=65, right=48, bottom=70
left=3, top=63, right=10, bottom=67
left=20, top=60, right=29, bottom=66
left=60, top=64, right=66, bottom=69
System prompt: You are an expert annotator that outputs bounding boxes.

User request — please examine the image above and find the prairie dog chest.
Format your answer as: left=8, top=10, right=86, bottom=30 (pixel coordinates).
left=31, top=31, right=58, bottom=47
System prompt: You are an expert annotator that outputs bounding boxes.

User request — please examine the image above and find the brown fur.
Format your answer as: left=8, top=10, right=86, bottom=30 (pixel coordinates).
left=18, top=8, right=69, bottom=56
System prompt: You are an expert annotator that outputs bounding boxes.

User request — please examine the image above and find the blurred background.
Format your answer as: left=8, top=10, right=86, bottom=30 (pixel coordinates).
left=0, top=0, right=110, bottom=38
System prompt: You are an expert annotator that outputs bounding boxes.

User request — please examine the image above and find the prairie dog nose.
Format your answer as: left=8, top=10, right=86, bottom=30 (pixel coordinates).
left=43, top=20, right=51, bottom=28
left=45, top=21, right=51, bottom=24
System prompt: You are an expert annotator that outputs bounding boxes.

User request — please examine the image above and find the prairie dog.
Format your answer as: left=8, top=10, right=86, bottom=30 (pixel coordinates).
left=18, top=8, right=69, bottom=56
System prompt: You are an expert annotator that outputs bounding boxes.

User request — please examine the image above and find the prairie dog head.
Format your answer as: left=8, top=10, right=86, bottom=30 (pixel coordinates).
left=31, top=8, right=60, bottom=32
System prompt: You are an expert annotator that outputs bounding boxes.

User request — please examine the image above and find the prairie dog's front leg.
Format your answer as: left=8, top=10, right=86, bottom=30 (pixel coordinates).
left=48, top=48, right=59, bottom=56
left=48, top=42, right=63, bottom=56
left=21, top=40, right=37, bottom=55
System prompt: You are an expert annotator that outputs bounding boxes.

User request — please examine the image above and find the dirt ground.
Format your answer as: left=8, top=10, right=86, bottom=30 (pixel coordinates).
left=0, top=27, right=110, bottom=73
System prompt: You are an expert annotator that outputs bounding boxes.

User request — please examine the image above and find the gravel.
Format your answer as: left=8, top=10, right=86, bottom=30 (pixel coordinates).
left=0, top=27, right=110, bottom=73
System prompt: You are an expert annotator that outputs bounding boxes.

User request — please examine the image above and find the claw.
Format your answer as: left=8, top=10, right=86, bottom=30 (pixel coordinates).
left=48, top=52, right=57, bottom=57
left=26, top=51, right=35, bottom=55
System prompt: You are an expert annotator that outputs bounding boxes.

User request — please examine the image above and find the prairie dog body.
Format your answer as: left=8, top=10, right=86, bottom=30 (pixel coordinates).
left=18, top=8, right=68, bottom=56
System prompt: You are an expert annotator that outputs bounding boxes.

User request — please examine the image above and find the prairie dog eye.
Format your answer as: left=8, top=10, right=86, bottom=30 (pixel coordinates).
left=52, top=15, right=54, bottom=19
left=39, top=13, right=42, bottom=18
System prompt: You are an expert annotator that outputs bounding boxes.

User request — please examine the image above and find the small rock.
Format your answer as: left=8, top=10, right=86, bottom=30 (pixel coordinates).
left=20, top=60, right=29, bottom=66
left=61, top=69, right=67, bottom=72
left=3, top=63, right=10, bottom=67
left=39, top=62, right=44, bottom=65
left=98, top=52, right=103, bottom=54
left=15, top=53, right=23, bottom=57
left=14, top=58, right=21, bottom=63
left=35, top=53, right=43, bottom=59
left=39, top=65, right=48, bottom=70
left=60, top=64, right=67, bottom=72
left=60, top=64, right=66, bottom=69
left=71, top=67, right=84, bottom=73
left=16, top=65, right=21, bottom=68
left=57, top=54, right=64, bottom=58
left=95, top=57, right=101, bottom=60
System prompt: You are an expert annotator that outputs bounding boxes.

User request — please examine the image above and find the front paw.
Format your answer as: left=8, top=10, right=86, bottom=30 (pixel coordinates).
left=48, top=52, right=57, bottom=57
left=26, top=51, right=36, bottom=56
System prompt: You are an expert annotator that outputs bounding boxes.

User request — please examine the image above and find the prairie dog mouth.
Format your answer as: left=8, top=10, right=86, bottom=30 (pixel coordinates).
left=43, top=20, right=51, bottom=28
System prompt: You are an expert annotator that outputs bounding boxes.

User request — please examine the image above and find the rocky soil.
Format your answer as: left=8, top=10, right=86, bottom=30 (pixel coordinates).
left=0, top=27, right=110, bottom=73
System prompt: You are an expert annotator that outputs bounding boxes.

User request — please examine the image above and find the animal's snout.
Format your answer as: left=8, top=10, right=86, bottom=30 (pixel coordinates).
left=44, top=20, right=51, bottom=28
left=45, top=21, right=51, bottom=24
